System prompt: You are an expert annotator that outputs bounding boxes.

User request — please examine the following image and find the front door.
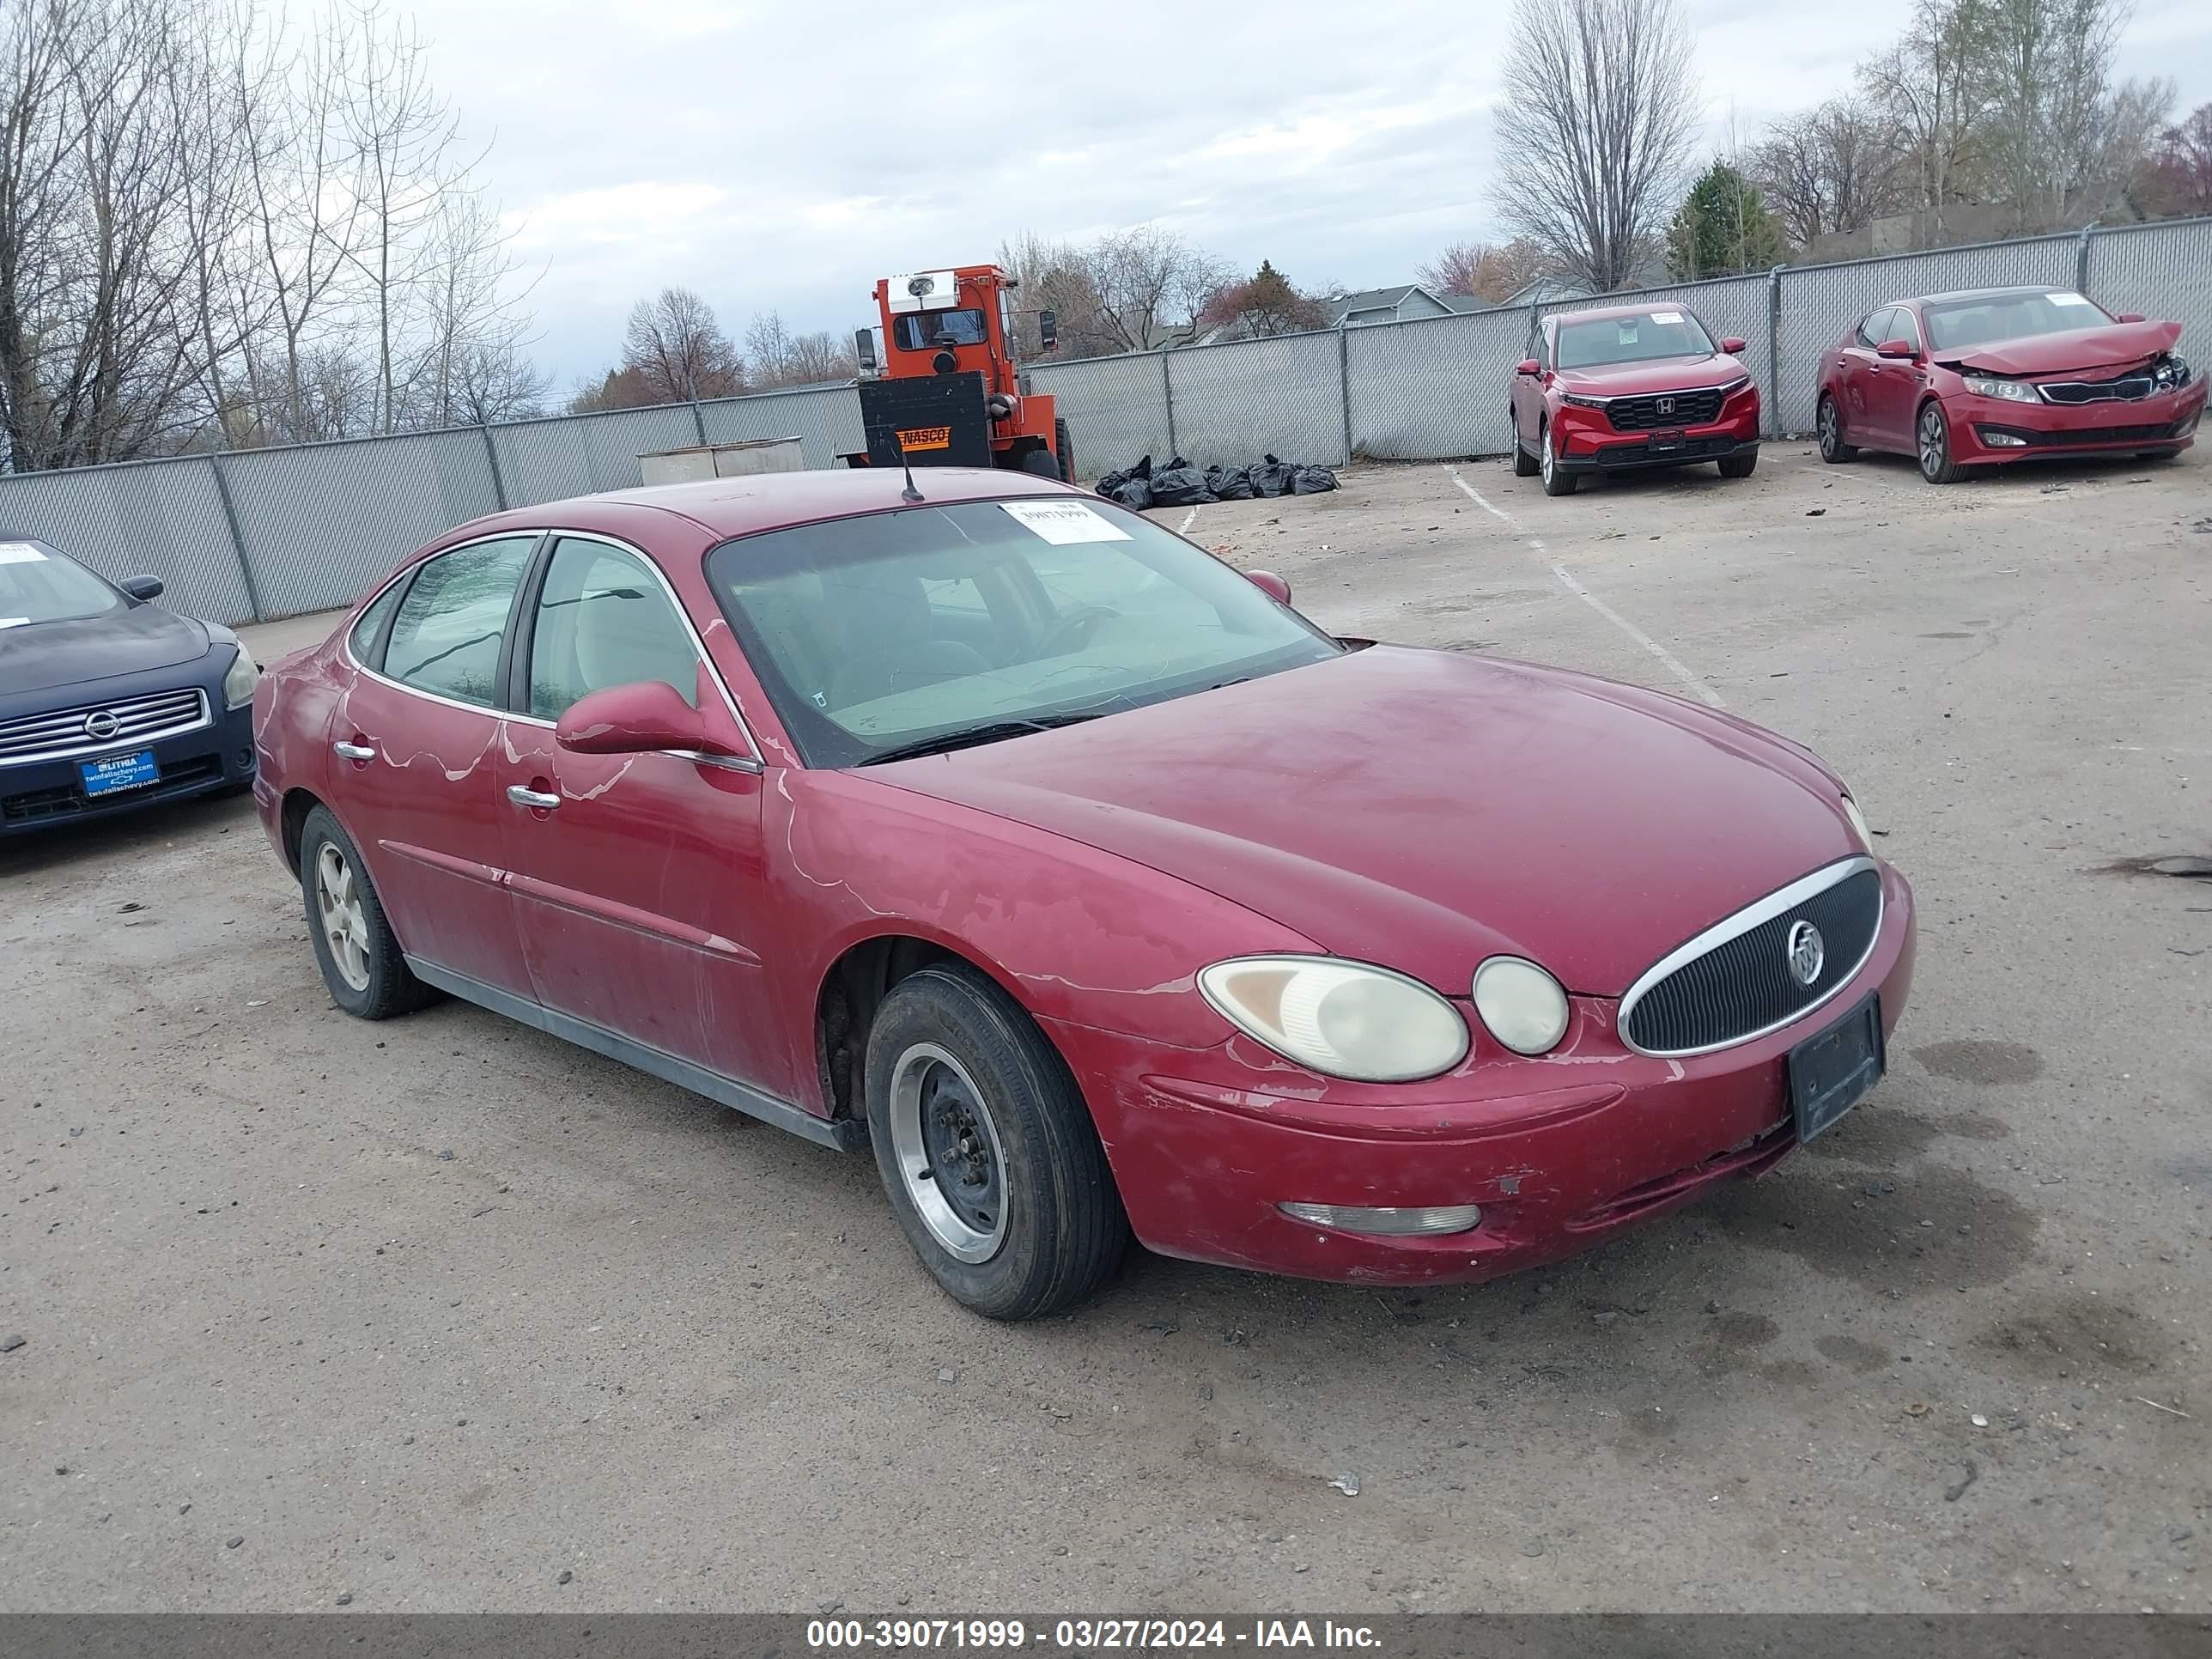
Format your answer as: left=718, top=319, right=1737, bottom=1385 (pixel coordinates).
left=496, top=535, right=786, bottom=1092
left=1836, top=308, right=1890, bottom=445
left=325, top=533, right=539, bottom=994
left=1863, top=307, right=1926, bottom=449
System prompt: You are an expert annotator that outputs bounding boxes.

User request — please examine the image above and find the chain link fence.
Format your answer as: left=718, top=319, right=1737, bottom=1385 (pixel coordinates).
left=3, top=217, right=2207, bottom=627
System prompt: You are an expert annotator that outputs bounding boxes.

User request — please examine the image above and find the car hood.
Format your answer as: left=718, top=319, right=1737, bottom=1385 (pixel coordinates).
left=1936, top=319, right=2181, bottom=376
left=1557, top=353, right=1747, bottom=396
left=866, top=647, right=1860, bottom=998
left=0, top=605, right=213, bottom=699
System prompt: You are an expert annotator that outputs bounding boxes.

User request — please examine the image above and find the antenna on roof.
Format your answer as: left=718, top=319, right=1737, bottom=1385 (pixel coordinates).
left=893, top=431, right=924, bottom=503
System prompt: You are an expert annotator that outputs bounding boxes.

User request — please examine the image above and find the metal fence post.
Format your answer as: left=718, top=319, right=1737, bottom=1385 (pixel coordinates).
left=689, top=398, right=709, bottom=447
left=478, top=423, right=509, bottom=511
left=2075, top=225, right=2095, bottom=297
left=205, top=453, right=266, bottom=624
left=1765, top=264, right=1786, bottom=439
left=1161, top=348, right=1177, bottom=459
left=1336, top=321, right=1354, bottom=465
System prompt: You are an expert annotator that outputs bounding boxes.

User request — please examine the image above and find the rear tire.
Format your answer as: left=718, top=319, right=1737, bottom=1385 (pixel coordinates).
left=865, top=963, right=1128, bottom=1320
left=1817, top=393, right=1856, bottom=463
left=1539, top=422, right=1577, bottom=495
left=299, top=806, right=436, bottom=1020
left=1018, top=445, right=1060, bottom=479
left=1054, top=418, right=1074, bottom=483
left=1717, top=450, right=1758, bottom=479
left=1917, top=399, right=1964, bottom=483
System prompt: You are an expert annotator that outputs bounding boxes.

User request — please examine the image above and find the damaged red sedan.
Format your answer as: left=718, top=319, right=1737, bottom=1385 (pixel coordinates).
left=254, top=469, right=1914, bottom=1319
left=1817, top=285, right=2203, bottom=481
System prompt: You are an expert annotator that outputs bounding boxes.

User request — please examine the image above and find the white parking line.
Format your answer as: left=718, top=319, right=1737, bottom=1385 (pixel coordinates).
left=1443, top=465, right=1728, bottom=709
left=1179, top=505, right=1200, bottom=534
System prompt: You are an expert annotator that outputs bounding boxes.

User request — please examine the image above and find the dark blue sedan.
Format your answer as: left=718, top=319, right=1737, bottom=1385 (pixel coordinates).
left=1, top=536, right=258, bottom=836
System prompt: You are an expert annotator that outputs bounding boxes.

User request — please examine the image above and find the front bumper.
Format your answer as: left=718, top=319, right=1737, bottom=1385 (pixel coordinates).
left=1951, top=380, right=2204, bottom=464
left=1047, top=861, right=1915, bottom=1287
left=1551, top=386, right=1762, bottom=474
left=0, top=699, right=256, bottom=836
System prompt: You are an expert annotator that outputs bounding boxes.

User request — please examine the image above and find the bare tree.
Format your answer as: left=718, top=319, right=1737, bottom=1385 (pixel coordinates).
left=743, top=309, right=792, bottom=386
left=1858, top=0, right=1995, bottom=228
left=2137, top=100, right=2212, bottom=217
left=779, top=330, right=858, bottom=385
left=1197, top=260, right=1327, bottom=338
left=996, top=231, right=1107, bottom=356
left=1749, top=100, right=1912, bottom=246
left=1416, top=238, right=1551, bottom=303
left=1490, top=0, right=1700, bottom=292
left=621, top=288, right=743, bottom=402
left=1977, top=0, right=2169, bottom=229
left=1085, top=228, right=1233, bottom=354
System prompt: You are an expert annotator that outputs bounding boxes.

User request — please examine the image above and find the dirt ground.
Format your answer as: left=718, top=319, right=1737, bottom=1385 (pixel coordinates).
left=3, top=444, right=2208, bottom=1613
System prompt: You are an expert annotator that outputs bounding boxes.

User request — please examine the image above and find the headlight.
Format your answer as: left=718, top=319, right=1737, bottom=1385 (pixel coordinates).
left=2155, top=356, right=2191, bottom=389
left=1720, top=375, right=1751, bottom=397
left=222, top=643, right=260, bottom=708
left=1560, top=392, right=1607, bottom=409
left=1198, top=957, right=1468, bottom=1083
left=1841, top=792, right=1872, bottom=852
left=1471, top=956, right=1571, bottom=1056
left=1960, top=374, right=2039, bottom=404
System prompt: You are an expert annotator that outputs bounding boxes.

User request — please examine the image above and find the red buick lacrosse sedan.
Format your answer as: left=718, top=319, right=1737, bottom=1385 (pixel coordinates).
left=254, top=467, right=1913, bottom=1318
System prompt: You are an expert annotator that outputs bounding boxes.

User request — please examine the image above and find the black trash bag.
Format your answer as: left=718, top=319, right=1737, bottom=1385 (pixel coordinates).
left=1147, top=465, right=1216, bottom=507
left=1107, top=477, right=1153, bottom=511
left=1206, top=464, right=1255, bottom=501
left=1095, top=453, right=1152, bottom=500
left=1162, top=455, right=1190, bottom=471
left=1249, top=453, right=1296, bottom=497
left=1291, top=463, right=1340, bottom=495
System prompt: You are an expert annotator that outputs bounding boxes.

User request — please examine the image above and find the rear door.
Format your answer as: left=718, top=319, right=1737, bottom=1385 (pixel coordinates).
left=325, top=533, right=540, bottom=994
left=495, top=534, right=787, bottom=1092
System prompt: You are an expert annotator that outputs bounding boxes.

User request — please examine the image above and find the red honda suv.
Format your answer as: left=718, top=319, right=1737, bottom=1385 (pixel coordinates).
left=1510, top=303, right=1762, bottom=495
left=1816, top=286, right=2202, bottom=482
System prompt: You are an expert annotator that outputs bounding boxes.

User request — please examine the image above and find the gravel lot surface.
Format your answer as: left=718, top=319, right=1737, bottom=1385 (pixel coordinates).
left=4, top=445, right=2208, bottom=1613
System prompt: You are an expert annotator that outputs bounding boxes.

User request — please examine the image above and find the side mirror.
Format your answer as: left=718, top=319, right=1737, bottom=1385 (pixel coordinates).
left=1514, top=358, right=1540, bottom=376
left=1718, top=337, right=1747, bottom=355
left=1876, top=339, right=1916, bottom=360
left=854, top=328, right=878, bottom=379
left=2114, top=311, right=2145, bottom=325
left=555, top=679, right=738, bottom=758
left=118, top=574, right=164, bottom=602
left=1037, top=309, right=1058, bottom=352
left=1244, top=569, right=1292, bottom=605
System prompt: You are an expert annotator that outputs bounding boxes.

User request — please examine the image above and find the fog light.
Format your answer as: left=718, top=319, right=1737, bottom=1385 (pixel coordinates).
left=1279, top=1201, right=1483, bottom=1236
left=1978, top=428, right=2027, bottom=447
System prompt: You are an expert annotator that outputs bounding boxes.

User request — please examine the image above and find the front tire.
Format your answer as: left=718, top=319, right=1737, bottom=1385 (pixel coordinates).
left=1511, top=423, right=1540, bottom=476
left=1917, top=399, right=1964, bottom=483
left=1717, top=449, right=1758, bottom=479
left=866, top=963, right=1128, bottom=1320
left=1539, top=422, right=1577, bottom=495
left=1817, top=393, right=1856, bottom=463
left=299, top=805, right=435, bottom=1019
left=1018, top=445, right=1060, bottom=479
left=1054, top=417, right=1074, bottom=483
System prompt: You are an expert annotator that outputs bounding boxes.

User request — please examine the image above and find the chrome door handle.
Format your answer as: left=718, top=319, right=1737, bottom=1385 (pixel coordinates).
left=507, top=784, right=561, bottom=811
left=332, top=740, right=374, bottom=761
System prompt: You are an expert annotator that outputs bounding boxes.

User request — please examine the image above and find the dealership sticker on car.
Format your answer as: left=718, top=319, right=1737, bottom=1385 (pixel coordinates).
left=1787, top=992, right=1884, bottom=1144
left=1650, top=311, right=1684, bottom=324
left=0, top=541, right=50, bottom=564
left=999, top=501, right=1134, bottom=545
left=80, top=750, right=159, bottom=798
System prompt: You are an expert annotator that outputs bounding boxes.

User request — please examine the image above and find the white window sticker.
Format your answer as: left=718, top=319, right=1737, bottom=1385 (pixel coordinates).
left=1650, top=310, right=1684, bottom=325
left=998, top=500, right=1133, bottom=545
left=0, top=541, right=49, bottom=564
left=2048, top=291, right=2095, bottom=307
left=0, top=617, right=28, bottom=629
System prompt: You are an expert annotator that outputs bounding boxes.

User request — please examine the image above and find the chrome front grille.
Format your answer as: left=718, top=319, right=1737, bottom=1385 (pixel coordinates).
left=0, top=686, right=210, bottom=766
left=1619, top=858, right=1882, bottom=1057
left=2037, top=373, right=2154, bottom=404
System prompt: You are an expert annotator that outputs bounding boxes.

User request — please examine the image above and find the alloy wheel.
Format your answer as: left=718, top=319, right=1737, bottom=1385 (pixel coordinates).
left=1540, top=428, right=1553, bottom=486
left=1919, top=406, right=1946, bottom=478
left=1819, top=399, right=1838, bottom=457
left=315, top=842, right=371, bottom=993
left=888, top=1042, right=1009, bottom=1263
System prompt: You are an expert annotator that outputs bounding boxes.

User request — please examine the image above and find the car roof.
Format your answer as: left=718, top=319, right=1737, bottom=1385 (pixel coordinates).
left=424, top=466, right=1081, bottom=557
left=1549, top=302, right=1703, bottom=325
left=1901, top=286, right=2067, bottom=306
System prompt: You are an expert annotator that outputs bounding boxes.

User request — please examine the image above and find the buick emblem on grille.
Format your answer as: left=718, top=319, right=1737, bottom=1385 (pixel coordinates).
left=82, top=709, right=122, bottom=742
left=1785, top=920, right=1825, bottom=987
left=1656, top=397, right=1675, bottom=416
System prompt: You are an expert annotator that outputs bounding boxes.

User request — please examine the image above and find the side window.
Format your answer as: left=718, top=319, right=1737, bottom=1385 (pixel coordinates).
left=347, top=578, right=406, bottom=670
left=1856, top=308, right=1893, bottom=349
left=526, top=538, right=700, bottom=720
left=383, top=537, right=536, bottom=708
left=1887, top=307, right=1922, bottom=352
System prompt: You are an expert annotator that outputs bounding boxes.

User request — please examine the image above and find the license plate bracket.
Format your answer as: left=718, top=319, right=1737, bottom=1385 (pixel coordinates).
left=1788, top=992, right=1884, bottom=1144
left=79, top=749, right=160, bottom=798
left=1647, top=428, right=1687, bottom=453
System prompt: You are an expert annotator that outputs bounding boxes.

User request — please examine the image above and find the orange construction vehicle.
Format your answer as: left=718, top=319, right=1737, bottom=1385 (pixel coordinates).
left=844, top=264, right=1071, bottom=481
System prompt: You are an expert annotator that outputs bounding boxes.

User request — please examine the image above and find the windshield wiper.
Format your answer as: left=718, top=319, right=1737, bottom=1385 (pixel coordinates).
left=859, top=711, right=1115, bottom=766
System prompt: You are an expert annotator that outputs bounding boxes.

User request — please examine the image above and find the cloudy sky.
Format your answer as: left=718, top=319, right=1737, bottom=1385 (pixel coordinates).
left=410, top=0, right=2212, bottom=388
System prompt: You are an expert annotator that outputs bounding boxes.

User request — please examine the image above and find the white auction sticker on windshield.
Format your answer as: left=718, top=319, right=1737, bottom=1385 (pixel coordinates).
left=2048, top=291, right=2095, bottom=307
left=0, top=541, right=48, bottom=564
left=1650, top=310, right=1684, bottom=324
left=999, top=500, right=1133, bottom=545
left=0, top=617, right=28, bottom=629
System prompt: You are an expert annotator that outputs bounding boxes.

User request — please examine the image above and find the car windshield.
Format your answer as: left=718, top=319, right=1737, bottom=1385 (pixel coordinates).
left=1923, top=290, right=2113, bottom=350
left=1556, top=310, right=1716, bottom=369
left=0, top=540, right=121, bottom=629
left=893, top=309, right=988, bottom=351
left=705, top=497, right=1341, bottom=767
